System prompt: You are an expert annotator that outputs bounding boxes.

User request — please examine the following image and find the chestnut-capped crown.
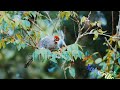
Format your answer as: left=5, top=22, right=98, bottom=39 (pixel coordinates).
left=54, top=35, right=60, bottom=41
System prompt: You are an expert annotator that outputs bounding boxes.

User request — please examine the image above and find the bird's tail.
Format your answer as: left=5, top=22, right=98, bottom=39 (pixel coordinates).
left=57, top=30, right=65, bottom=40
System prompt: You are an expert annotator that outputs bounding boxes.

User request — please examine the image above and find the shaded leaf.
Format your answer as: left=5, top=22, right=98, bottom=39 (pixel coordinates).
left=118, top=58, right=120, bottom=65
left=69, top=67, right=75, bottom=78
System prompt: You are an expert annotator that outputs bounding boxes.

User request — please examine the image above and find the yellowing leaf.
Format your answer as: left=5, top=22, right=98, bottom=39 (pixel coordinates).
left=23, top=11, right=30, bottom=16
left=16, top=34, right=22, bottom=40
left=59, top=11, right=65, bottom=19
left=65, top=11, right=71, bottom=20
left=0, top=41, right=2, bottom=49
left=0, top=11, right=5, bottom=18
left=11, top=38, right=15, bottom=43
left=1, top=39, right=6, bottom=48
left=85, top=59, right=94, bottom=66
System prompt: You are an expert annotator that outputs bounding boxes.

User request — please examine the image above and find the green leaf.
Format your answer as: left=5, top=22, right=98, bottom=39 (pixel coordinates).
left=118, top=58, right=120, bottom=65
left=72, top=50, right=79, bottom=60
left=61, top=51, right=71, bottom=61
left=72, top=50, right=84, bottom=60
left=17, top=44, right=22, bottom=51
left=16, top=43, right=26, bottom=51
left=21, top=43, right=26, bottom=49
left=50, top=53, right=57, bottom=63
left=30, top=11, right=37, bottom=18
left=99, top=62, right=107, bottom=71
left=93, top=31, right=98, bottom=40
left=21, top=20, right=30, bottom=30
left=32, top=49, right=41, bottom=61
left=85, top=51, right=90, bottom=56
left=114, top=64, right=119, bottom=73
left=78, top=50, right=85, bottom=59
left=69, top=67, right=75, bottom=78
left=67, top=44, right=79, bottom=52
left=95, top=58, right=102, bottom=64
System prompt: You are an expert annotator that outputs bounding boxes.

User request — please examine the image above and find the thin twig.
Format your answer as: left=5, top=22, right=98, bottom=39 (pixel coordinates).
left=45, top=11, right=57, bottom=32
left=104, top=37, right=116, bottom=52
left=63, top=69, right=67, bottom=79
left=22, top=28, right=37, bottom=47
left=28, top=19, right=43, bottom=31
left=75, top=11, right=92, bottom=44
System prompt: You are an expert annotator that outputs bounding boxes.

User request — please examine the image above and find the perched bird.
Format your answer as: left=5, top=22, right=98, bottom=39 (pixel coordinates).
left=24, top=30, right=66, bottom=68
left=39, top=30, right=66, bottom=51
left=38, top=35, right=60, bottom=51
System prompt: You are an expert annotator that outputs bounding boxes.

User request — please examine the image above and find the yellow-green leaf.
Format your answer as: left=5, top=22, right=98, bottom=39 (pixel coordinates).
left=81, top=16, right=87, bottom=25
left=85, top=59, right=94, bottom=66
left=16, top=34, right=22, bottom=40
left=118, top=41, right=120, bottom=48
left=98, top=29, right=107, bottom=34
left=59, top=11, right=66, bottom=19
left=1, top=39, right=6, bottom=48
left=0, top=41, right=2, bottom=49
left=97, top=21, right=102, bottom=27
left=93, top=31, right=98, bottom=40
left=65, top=11, right=71, bottom=20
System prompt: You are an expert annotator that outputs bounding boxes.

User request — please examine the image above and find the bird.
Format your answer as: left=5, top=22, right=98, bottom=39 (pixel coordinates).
left=38, top=35, right=60, bottom=51
left=24, top=30, right=66, bottom=68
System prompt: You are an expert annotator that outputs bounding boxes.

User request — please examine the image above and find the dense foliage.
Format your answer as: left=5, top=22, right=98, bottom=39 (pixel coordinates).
left=0, top=11, right=120, bottom=79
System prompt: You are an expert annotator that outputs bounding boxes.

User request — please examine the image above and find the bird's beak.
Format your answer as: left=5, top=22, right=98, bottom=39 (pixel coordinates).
left=55, top=41, right=59, bottom=44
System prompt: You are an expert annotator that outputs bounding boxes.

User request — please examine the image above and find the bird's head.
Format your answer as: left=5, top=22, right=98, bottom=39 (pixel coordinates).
left=54, top=35, right=60, bottom=44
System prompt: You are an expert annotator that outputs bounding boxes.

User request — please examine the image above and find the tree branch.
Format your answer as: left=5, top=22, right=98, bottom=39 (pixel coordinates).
left=75, top=11, right=92, bottom=44
left=22, top=28, right=37, bottom=48
left=104, top=37, right=116, bottom=52
left=28, top=18, right=43, bottom=31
